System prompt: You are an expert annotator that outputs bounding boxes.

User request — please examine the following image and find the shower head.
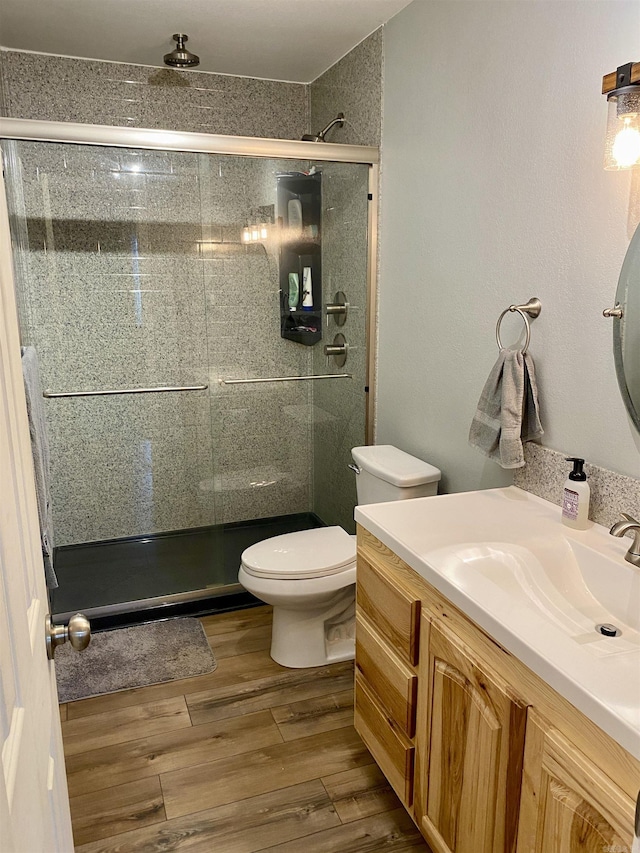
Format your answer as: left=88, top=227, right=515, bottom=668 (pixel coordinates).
left=301, top=113, right=345, bottom=142
left=163, top=34, right=200, bottom=69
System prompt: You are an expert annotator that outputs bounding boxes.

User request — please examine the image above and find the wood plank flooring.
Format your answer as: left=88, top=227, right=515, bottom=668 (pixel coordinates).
left=61, top=606, right=430, bottom=852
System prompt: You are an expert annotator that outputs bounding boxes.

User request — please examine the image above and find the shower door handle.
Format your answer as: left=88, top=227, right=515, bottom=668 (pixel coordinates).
left=46, top=613, right=91, bottom=659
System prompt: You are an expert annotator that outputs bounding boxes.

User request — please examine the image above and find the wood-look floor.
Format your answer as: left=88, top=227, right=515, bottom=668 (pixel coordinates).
left=60, top=606, right=431, bottom=852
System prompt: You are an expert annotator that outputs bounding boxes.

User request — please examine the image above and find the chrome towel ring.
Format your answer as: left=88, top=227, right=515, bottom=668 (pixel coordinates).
left=495, top=297, right=542, bottom=354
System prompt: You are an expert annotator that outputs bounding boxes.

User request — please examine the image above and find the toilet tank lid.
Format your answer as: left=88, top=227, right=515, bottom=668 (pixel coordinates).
left=351, top=445, right=441, bottom=487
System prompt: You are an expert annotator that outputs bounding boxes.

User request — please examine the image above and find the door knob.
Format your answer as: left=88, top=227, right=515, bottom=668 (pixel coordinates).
left=46, top=613, right=91, bottom=660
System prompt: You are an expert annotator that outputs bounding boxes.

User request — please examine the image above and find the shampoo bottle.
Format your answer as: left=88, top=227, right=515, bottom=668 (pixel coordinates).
left=288, top=272, right=299, bottom=311
left=561, top=457, right=590, bottom=530
left=301, top=267, right=313, bottom=311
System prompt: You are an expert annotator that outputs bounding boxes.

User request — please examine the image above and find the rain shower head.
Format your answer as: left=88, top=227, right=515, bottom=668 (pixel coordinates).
left=301, top=113, right=345, bottom=142
left=163, top=34, right=200, bottom=69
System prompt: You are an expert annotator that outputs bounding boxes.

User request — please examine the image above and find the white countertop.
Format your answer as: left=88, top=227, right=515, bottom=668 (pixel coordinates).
left=355, top=486, right=640, bottom=759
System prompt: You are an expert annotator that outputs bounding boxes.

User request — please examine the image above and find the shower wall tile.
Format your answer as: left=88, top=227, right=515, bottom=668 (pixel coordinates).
left=309, top=29, right=383, bottom=147
left=44, top=392, right=210, bottom=446
left=33, top=289, right=208, bottom=392
left=206, top=226, right=314, bottom=524
left=0, top=50, right=308, bottom=139
left=50, top=424, right=216, bottom=544
left=0, top=50, right=7, bottom=116
left=24, top=252, right=207, bottom=295
left=308, top=36, right=382, bottom=500
left=210, top=371, right=313, bottom=524
left=3, top=38, right=384, bottom=549
left=312, top=163, right=370, bottom=531
left=217, top=482, right=310, bottom=526
left=9, top=143, right=317, bottom=543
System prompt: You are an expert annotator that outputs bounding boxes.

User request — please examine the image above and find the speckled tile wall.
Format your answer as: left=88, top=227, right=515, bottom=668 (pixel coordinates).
left=10, top=140, right=315, bottom=544
left=309, top=29, right=383, bottom=147
left=2, top=43, right=380, bottom=546
left=0, top=48, right=7, bottom=115
left=514, top=444, right=640, bottom=528
left=307, top=32, right=382, bottom=533
left=0, top=50, right=308, bottom=139
left=306, top=30, right=382, bottom=531
left=311, top=163, right=370, bottom=533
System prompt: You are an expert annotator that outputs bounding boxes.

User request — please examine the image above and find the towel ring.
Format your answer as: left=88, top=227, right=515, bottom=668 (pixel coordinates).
left=495, top=297, right=541, bottom=355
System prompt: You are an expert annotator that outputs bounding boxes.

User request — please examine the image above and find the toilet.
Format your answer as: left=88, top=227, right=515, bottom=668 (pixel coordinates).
left=238, top=445, right=441, bottom=668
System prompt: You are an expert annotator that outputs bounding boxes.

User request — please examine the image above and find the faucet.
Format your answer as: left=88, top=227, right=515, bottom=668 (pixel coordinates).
left=609, top=513, right=640, bottom=568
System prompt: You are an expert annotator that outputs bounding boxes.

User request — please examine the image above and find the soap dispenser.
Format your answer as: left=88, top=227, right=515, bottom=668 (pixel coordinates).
left=561, top=458, right=590, bottom=530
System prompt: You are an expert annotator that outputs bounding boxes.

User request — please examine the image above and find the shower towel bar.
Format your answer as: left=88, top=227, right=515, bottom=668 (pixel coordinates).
left=219, top=373, right=352, bottom=385
left=43, top=384, right=208, bottom=398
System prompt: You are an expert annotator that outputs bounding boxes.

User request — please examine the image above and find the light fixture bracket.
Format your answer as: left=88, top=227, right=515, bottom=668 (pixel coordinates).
left=602, top=61, right=640, bottom=95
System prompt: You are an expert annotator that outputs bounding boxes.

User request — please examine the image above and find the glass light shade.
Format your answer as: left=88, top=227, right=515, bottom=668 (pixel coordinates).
left=605, top=88, right=640, bottom=170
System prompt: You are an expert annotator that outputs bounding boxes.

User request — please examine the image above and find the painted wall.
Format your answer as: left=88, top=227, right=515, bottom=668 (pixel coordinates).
left=379, top=0, right=640, bottom=494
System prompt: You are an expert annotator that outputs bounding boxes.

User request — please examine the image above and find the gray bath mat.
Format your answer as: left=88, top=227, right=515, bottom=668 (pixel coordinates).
left=55, top=618, right=217, bottom=703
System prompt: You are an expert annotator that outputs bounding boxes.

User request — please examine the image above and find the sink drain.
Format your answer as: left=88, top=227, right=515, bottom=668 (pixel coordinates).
left=596, top=623, right=622, bottom=638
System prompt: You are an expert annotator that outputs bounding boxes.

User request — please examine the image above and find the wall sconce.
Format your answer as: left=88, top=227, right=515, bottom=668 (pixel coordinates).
left=603, top=62, right=640, bottom=170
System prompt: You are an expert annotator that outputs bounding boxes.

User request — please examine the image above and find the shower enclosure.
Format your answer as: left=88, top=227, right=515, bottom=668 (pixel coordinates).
left=0, top=119, right=378, bottom=623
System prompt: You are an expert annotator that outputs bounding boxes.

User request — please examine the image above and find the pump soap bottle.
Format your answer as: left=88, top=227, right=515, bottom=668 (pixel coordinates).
left=561, top=458, right=590, bottom=530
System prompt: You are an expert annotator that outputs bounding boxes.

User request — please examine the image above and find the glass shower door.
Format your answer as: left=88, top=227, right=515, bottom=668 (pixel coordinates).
left=4, top=139, right=222, bottom=616
left=204, top=154, right=371, bottom=567
left=3, top=135, right=372, bottom=618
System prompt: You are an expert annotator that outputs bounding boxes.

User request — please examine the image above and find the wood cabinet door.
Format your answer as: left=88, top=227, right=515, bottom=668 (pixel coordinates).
left=415, top=616, right=527, bottom=853
left=517, top=711, right=635, bottom=853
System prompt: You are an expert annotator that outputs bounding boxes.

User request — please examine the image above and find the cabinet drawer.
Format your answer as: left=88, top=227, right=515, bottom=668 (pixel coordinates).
left=357, top=553, right=420, bottom=665
left=355, top=672, right=414, bottom=807
left=355, top=611, right=417, bottom=737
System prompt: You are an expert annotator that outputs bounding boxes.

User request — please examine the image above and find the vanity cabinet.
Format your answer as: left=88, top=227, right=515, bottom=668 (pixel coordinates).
left=354, top=549, right=422, bottom=808
left=517, top=711, right=635, bottom=853
left=354, top=526, right=638, bottom=853
left=416, top=617, right=527, bottom=853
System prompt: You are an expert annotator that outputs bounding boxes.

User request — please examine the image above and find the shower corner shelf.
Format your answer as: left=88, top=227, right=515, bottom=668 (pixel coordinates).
left=278, top=172, right=322, bottom=346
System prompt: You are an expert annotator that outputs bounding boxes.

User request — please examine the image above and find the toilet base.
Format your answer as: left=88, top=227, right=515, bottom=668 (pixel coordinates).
left=270, top=587, right=355, bottom=668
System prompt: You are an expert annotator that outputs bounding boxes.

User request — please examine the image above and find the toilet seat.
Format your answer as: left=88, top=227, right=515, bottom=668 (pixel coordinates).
left=241, top=526, right=356, bottom=580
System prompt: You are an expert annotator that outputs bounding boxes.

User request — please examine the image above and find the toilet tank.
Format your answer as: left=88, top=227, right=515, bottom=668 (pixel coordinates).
left=351, top=445, right=441, bottom=505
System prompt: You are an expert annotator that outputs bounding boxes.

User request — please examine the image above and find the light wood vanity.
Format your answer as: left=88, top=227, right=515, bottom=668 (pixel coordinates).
left=355, top=525, right=640, bottom=853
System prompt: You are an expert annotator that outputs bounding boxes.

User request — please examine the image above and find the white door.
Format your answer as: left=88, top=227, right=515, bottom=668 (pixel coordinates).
left=0, top=167, right=74, bottom=851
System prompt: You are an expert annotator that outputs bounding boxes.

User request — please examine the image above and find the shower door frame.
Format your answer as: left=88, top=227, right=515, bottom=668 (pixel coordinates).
left=0, top=117, right=379, bottom=619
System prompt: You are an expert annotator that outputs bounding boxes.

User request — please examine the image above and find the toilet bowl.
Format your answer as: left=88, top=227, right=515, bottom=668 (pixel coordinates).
left=238, top=445, right=441, bottom=668
left=239, top=526, right=356, bottom=668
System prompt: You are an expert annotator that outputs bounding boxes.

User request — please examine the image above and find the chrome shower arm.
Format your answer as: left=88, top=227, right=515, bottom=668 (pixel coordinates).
left=318, top=113, right=345, bottom=140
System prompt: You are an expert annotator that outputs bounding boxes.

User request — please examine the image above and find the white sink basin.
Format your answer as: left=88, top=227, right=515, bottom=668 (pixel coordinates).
left=425, top=537, right=640, bottom=645
left=355, top=486, right=640, bottom=758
